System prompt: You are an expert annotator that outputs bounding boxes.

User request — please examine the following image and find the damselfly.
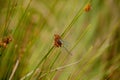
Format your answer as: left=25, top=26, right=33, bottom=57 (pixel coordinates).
left=54, top=34, right=72, bottom=56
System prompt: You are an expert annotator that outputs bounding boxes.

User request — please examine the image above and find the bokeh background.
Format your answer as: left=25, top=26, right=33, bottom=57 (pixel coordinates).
left=0, top=0, right=120, bottom=80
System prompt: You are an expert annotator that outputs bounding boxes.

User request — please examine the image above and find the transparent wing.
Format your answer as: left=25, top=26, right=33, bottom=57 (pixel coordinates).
left=59, top=39, right=72, bottom=56
left=59, top=39, right=70, bottom=47
left=63, top=45, right=72, bottom=56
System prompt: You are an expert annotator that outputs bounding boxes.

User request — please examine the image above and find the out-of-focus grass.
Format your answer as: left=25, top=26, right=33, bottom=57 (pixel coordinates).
left=0, top=0, right=120, bottom=80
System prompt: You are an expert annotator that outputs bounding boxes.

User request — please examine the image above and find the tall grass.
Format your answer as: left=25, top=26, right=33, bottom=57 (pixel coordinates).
left=0, top=0, right=120, bottom=80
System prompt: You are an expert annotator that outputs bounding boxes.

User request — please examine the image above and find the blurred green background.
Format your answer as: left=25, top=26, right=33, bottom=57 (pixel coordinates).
left=0, top=0, right=120, bottom=80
